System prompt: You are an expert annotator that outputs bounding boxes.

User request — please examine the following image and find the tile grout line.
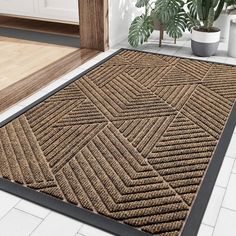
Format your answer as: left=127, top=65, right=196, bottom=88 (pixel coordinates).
left=75, top=223, right=84, bottom=235
left=201, top=158, right=236, bottom=233
left=201, top=222, right=215, bottom=228
left=13, top=206, right=47, bottom=220
left=200, top=222, right=215, bottom=236
left=201, top=185, right=225, bottom=229
left=78, top=230, right=91, bottom=236
left=28, top=211, right=52, bottom=236
left=0, top=198, right=22, bottom=222
left=215, top=156, right=236, bottom=189
left=221, top=205, right=236, bottom=213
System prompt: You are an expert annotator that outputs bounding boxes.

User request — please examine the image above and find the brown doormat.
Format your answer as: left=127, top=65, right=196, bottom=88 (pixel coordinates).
left=0, top=49, right=236, bottom=236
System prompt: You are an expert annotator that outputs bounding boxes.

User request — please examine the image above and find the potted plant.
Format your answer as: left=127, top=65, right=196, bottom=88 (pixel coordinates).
left=128, top=0, right=197, bottom=47
left=191, top=0, right=225, bottom=57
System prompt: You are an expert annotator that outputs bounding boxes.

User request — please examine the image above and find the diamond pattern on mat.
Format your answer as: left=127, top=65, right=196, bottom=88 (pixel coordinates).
left=147, top=114, right=217, bottom=206
left=0, top=50, right=236, bottom=236
left=202, top=64, right=236, bottom=103
left=55, top=124, right=189, bottom=235
left=157, top=67, right=202, bottom=86
left=77, top=74, right=177, bottom=121
left=174, top=58, right=212, bottom=81
left=181, top=85, right=232, bottom=139
left=104, top=50, right=170, bottom=68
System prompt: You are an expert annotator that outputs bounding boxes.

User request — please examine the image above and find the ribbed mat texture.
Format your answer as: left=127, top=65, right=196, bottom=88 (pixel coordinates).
left=1, top=50, right=236, bottom=235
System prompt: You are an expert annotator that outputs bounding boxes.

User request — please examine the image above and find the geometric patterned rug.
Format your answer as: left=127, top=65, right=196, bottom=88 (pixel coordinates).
left=0, top=49, right=236, bottom=236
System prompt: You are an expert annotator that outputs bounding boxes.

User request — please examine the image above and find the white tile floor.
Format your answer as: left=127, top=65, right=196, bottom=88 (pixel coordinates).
left=0, top=32, right=236, bottom=236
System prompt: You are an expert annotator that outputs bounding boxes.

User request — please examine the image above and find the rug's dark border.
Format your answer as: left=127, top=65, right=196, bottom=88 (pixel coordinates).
left=0, top=48, right=235, bottom=236
left=0, top=27, right=80, bottom=47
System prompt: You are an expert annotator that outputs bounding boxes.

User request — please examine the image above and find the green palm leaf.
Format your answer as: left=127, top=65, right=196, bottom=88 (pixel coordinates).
left=165, top=10, right=187, bottom=38
left=154, top=0, right=184, bottom=23
left=187, top=0, right=198, bottom=18
left=136, top=0, right=151, bottom=8
left=128, top=15, right=154, bottom=47
left=186, top=12, right=201, bottom=31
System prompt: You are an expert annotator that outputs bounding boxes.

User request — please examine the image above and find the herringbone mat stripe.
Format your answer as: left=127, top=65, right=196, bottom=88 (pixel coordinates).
left=0, top=49, right=236, bottom=236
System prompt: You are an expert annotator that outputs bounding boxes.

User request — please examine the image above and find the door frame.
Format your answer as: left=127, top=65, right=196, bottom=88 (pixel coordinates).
left=79, top=0, right=109, bottom=51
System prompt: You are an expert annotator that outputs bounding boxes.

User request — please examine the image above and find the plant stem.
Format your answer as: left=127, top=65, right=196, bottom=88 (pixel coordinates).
left=214, top=0, right=225, bottom=20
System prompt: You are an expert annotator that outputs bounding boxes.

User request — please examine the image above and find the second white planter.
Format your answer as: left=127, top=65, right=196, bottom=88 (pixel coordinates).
left=214, top=11, right=236, bottom=41
left=228, top=19, right=236, bottom=58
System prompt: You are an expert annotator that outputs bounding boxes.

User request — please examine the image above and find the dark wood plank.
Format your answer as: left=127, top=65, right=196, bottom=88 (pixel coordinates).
left=0, top=48, right=99, bottom=113
left=79, top=0, right=109, bottom=51
left=0, top=15, right=80, bottom=37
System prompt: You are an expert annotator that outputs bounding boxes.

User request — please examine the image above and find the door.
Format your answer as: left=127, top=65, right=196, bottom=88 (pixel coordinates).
left=0, top=0, right=34, bottom=16
left=37, top=0, right=79, bottom=23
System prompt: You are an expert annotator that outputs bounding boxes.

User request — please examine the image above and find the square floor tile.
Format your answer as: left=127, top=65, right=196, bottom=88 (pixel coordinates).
left=208, top=56, right=227, bottom=64
left=158, top=46, right=180, bottom=56
left=197, top=224, right=214, bottom=236
left=216, top=157, right=235, bottom=188
left=203, top=186, right=225, bottom=226
left=225, top=57, right=236, bottom=65
left=226, top=134, right=236, bottom=159
left=31, top=212, right=82, bottom=236
left=222, top=174, right=236, bottom=211
left=15, top=200, right=50, bottom=219
left=215, top=49, right=228, bottom=57
left=214, top=208, right=236, bottom=236
left=218, top=43, right=228, bottom=51
left=79, top=225, right=114, bottom=236
left=0, top=191, right=20, bottom=219
left=232, top=161, right=236, bottom=174
left=175, top=47, right=193, bottom=58
left=143, top=44, right=162, bottom=53
left=0, top=208, right=41, bottom=236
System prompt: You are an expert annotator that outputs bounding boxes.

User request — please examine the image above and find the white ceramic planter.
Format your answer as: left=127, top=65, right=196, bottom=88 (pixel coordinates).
left=228, top=19, right=236, bottom=58
left=191, top=28, right=221, bottom=57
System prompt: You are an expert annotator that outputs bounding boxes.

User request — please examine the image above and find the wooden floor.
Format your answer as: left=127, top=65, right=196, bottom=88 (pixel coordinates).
left=0, top=36, right=78, bottom=90
left=0, top=36, right=99, bottom=113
